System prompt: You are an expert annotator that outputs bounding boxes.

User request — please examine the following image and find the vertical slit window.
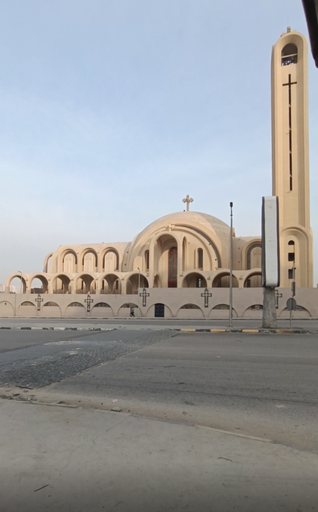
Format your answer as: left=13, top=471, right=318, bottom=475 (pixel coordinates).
left=198, top=249, right=203, bottom=269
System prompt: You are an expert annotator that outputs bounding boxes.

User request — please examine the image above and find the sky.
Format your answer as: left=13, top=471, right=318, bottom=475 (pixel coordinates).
left=1, top=1, right=318, bottom=286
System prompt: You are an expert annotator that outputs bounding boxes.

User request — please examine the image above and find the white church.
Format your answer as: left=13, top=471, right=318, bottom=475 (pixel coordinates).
left=1, top=29, right=316, bottom=319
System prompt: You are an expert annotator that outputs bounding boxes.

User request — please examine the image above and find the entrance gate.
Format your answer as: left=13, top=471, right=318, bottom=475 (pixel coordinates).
left=154, top=303, right=165, bottom=317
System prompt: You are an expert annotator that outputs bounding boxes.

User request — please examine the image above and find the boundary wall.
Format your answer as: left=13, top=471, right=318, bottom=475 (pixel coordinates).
left=0, top=288, right=316, bottom=319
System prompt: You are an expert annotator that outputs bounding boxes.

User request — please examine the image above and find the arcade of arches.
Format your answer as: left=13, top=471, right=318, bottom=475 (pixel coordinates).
left=6, top=211, right=263, bottom=295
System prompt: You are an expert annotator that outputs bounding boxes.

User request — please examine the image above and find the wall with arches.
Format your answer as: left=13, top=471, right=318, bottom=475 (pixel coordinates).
left=1, top=287, right=318, bottom=319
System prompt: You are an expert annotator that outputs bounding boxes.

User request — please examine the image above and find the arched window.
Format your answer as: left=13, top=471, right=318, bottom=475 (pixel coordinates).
left=281, top=43, right=298, bottom=66
left=198, top=248, right=203, bottom=269
left=145, top=250, right=149, bottom=270
left=168, top=247, right=177, bottom=288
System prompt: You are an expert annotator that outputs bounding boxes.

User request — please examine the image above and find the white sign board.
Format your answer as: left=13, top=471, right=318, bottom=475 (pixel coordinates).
left=262, top=196, right=280, bottom=288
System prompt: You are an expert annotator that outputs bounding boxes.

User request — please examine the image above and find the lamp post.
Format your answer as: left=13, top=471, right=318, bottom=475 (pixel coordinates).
left=137, top=268, right=140, bottom=317
left=18, top=270, right=23, bottom=318
left=229, top=203, right=233, bottom=327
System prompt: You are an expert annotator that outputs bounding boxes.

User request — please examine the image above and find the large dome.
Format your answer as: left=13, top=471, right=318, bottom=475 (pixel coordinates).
left=135, top=210, right=229, bottom=239
left=129, top=211, right=231, bottom=262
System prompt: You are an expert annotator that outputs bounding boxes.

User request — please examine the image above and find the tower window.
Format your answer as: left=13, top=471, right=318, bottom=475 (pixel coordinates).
left=288, top=269, right=294, bottom=279
left=281, top=43, right=298, bottom=66
left=288, top=252, right=295, bottom=262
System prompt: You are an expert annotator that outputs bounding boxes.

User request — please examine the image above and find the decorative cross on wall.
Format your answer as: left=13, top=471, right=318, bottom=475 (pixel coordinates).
left=84, top=294, right=94, bottom=312
left=140, top=288, right=150, bottom=307
left=182, top=195, right=194, bottom=211
left=35, top=294, right=43, bottom=311
left=201, top=288, right=212, bottom=308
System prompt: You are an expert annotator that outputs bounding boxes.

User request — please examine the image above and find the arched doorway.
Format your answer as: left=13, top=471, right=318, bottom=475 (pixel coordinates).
left=212, top=273, right=239, bottom=288
left=182, top=273, right=207, bottom=288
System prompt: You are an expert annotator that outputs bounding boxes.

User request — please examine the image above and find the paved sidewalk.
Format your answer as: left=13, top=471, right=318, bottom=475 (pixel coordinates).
left=1, top=400, right=317, bottom=512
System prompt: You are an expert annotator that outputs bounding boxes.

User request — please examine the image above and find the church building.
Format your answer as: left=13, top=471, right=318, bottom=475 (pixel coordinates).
left=1, top=29, right=315, bottom=319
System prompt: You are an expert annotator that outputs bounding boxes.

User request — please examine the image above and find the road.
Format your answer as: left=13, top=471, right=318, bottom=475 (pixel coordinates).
left=1, top=328, right=318, bottom=452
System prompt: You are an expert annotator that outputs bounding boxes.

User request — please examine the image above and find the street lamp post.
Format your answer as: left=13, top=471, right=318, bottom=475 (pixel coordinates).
left=137, top=268, right=141, bottom=317
left=229, top=202, right=233, bottom=327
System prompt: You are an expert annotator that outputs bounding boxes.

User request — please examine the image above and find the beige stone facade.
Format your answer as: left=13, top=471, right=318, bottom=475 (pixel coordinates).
left=4, top=211, right=262, bottom=296
left=271, top=28, right=313, bottom=287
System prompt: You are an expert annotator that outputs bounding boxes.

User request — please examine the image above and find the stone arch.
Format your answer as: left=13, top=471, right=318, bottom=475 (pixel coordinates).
left=182, top=272, right=207, bottom=288
left=178, top=225, right=221, bottom=268
left=30, top=274, right=49, bottom=294
left=5, top=273, right=27, bottom=294
left=212, top=272, right=239, bottom=288
left=281, top=227, right=312, bottom=287
left=100, top=273, right=121, bottom=294
left=43, top=252, right=53, bottom=273
left=117, top=302, right=141, bottom=317
left=41, top=301, right=62, bottom=318
left=243, top=304, right=263, bottom=318
left=100, top=248, right=119, bottom=272
left=246, top=242, right=262, bottom=270
left=92, top=302, right=114, bottom=317
left=177, top=304, right=204, bottom=318
left=243, top=270, right=262, bottom=288
left=65, top=301, right=86, bottom=318
left=20, top=301, right=37, bottom=317
left=209, top=304, right=238, bottom=318
left=279, top=305, right=311, bottom=318
left=126, top=273, right=149, bottom=294
left=0, top=301, right=14, bottom=318
left=145, top=303, right=173, bottom=318
left=80, top=249, right=98, bottom=273
left=153, top=233, right=179, bottom=288
left=52, top=274, right=71, bottom=294
left=61, top=249, right=78, bottom=273
left=281, top=43, right=298, bottom=65
left=74, top=273, right=96, bottom=294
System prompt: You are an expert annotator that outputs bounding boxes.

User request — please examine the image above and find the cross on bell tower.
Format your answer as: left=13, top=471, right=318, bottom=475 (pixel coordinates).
left=182, top=195, right=193, bottom=211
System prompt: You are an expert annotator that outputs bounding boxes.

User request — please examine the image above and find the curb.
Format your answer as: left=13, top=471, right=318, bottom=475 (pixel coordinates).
left=178, top=328, right=308, bottom=334
left=0, top=327, right=115, bottom=332
left=0, top=327, right=308, bottom=334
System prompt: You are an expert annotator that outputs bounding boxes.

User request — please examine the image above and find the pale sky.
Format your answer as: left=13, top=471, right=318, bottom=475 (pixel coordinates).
left=1, top=1, right=317, bottom=286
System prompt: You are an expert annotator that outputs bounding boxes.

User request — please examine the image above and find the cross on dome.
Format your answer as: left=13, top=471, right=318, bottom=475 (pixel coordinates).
left=182, top=195, right=194, bottom=211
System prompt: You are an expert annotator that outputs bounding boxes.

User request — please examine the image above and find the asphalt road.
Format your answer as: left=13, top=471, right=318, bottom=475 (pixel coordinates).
left=1, top=328, right=318, bottom=452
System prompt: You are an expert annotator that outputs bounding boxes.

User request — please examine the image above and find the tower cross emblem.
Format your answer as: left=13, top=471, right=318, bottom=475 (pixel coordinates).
left=35, top=294, right=43, bottom=311
left=84, top=294, right=94, bottom=312
left=182, top=195, right=194, bottom=211
left=201, top=288, right=212, bottom=308
left=139, top=288, right=150, bottom=307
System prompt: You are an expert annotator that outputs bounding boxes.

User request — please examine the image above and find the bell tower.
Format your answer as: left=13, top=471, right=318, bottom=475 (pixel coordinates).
left=271, top=28, right=313, bottom=288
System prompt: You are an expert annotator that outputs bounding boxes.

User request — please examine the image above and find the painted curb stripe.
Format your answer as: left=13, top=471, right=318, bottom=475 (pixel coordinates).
left=241, top=329, right=259, bottom=333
